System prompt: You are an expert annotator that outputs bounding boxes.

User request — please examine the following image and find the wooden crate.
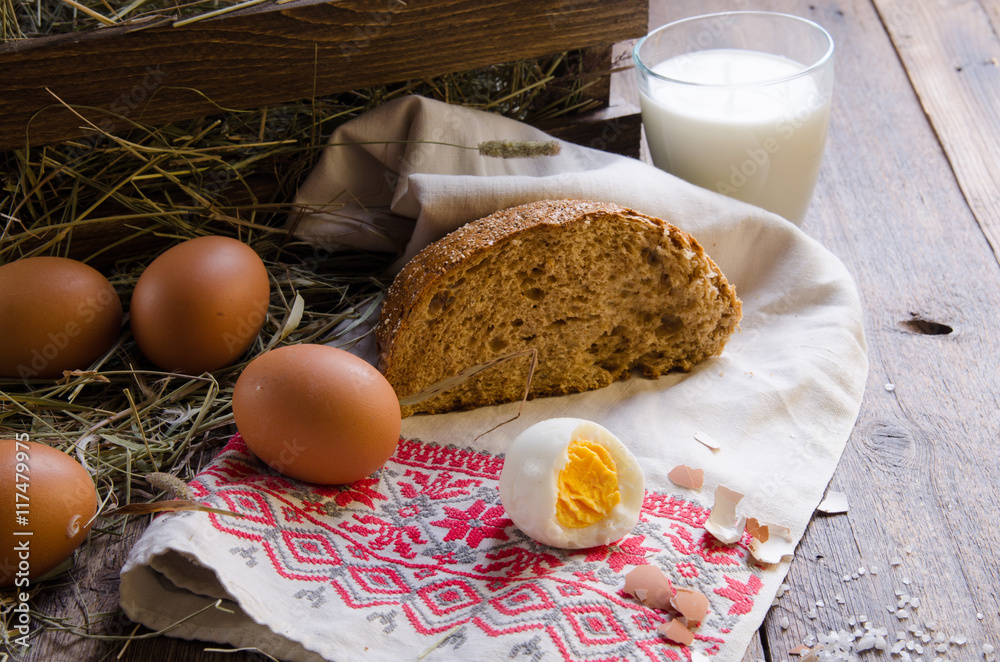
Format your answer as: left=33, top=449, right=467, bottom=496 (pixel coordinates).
left=0, top=0, right=647, bottom=153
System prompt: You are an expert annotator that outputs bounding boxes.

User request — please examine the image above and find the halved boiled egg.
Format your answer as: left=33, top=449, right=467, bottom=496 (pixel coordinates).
left=498, top=418, right=645, bottom=549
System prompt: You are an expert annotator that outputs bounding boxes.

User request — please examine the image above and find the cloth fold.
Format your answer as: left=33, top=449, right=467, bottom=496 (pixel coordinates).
left=121, top=95, right=868, bottom=662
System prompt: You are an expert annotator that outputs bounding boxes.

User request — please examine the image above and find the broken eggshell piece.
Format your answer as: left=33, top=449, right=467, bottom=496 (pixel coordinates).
left=671, top=587, right=710, bottom=626
left=657, top=618, right=696, bottom=646
left=748, top=520, right=796, bottom=564
left=668, top=464, right=704, bottom=490
left=817, top=489, right=849, bottom=514
left=623, top=564, right=675, bottom=611
left=704, top=485, right=746, bottom=544
left=745, top=517, right=769, bottom=543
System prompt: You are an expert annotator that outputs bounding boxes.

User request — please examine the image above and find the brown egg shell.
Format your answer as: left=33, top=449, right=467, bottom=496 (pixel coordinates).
left=624, top=564, right=675, bottom=611
left=0, top=257, right=122, bottom=379
left=130, top=236, right=270, bottom=374
left=232, top=344, right=402, bottom=485
left=0, top=439, right=98, bottom=587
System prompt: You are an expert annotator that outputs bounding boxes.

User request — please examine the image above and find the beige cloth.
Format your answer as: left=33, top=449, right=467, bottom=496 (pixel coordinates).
left=121, top=96, right=868, bottom=661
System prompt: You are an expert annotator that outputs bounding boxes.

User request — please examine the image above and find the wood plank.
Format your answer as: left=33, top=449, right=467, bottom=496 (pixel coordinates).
left=0, top=0, right=647, bottom=151
left=769, top=0, right=1000, bottom=657
left=644, top=0, right=1000, bottom=659
left=536, top=103, right=642, bottom=159
left=741, top=631, right=766, bottom=662
left=871, top=0, right=1000, bottom=265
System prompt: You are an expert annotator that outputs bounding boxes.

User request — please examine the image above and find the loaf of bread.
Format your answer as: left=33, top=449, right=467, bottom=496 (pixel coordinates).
left=377, top=200, right=742, bottom=416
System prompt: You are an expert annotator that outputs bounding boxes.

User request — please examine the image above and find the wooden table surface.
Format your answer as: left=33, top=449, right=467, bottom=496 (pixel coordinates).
left=8, top=0, right=1000, bottom=660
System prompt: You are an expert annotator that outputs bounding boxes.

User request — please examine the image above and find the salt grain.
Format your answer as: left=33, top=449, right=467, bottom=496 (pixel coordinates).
left=857, top=635, right=876, bottom=651
left=885, top=382, right=896, bottom=391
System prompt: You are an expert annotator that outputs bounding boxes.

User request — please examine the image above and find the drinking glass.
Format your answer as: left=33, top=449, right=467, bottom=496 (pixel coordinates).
left=633, top=11, right=835, bottom=224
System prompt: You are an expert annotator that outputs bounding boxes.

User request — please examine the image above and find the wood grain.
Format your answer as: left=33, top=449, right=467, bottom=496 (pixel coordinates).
left=871, top=0, right=1000, bottom=266
left=0, top=0, right=647, bottom=151
left=648, top=0, right=1000, bottom=659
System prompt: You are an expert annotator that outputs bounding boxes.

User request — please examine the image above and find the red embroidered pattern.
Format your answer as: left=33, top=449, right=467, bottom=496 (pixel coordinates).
left=189, top=435, right=762, bottom=660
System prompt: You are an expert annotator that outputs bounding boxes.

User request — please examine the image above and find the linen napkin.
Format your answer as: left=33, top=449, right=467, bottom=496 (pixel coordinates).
left=120, top=96, right=868, bottom=661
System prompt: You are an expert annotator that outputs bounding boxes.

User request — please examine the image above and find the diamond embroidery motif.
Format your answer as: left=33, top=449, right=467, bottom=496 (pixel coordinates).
left=492, top=583, right=555, bottom=616
left=190, top=435, right=764, bottom=660
left=563, top=605, right=630, bottom=646
left=417, top=579, right=482, bottom=616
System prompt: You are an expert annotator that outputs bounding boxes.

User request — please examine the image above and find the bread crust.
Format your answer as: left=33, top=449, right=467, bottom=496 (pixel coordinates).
left=377, top=199, right=741, bottom=416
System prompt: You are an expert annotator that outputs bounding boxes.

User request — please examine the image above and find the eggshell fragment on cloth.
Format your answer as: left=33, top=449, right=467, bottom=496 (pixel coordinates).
left=745, top=517, right=769, bottom=543
left=748, top=521, right=796, bottom=564
left=704, top=485, right=746, bottom=544
left=623, top=564, right=675, bottom=611
left=657, top=618, right=695, bottom=646
left=668, top=464, right=704, bottom=490
left=671, top=587, right=710, bottom=625
left=623, top=564, right=711, bottom=645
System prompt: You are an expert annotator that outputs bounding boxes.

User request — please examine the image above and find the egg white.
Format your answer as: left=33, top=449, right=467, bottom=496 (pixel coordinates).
left=498, top=418, right=645, bottom=549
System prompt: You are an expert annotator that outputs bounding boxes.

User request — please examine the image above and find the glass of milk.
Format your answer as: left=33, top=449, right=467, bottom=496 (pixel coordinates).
left=633, top=11, right=835, bottom=224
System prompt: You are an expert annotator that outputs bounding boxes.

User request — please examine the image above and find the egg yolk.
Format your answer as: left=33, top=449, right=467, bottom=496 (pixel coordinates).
left=556, top=439, right=620, bottom=528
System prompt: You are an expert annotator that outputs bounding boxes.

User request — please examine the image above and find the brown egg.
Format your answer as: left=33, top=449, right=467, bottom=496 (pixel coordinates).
left=232, top=344, right=401, bottom=485
left=130, top=236, right=270, bottom=374
left=0, top=256, right=122, bottom=379
left=0, top=438, right=98, bottom=587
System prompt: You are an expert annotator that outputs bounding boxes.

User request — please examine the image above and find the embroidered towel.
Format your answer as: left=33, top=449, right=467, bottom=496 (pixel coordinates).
left=120, top=96, right=868, bottom=661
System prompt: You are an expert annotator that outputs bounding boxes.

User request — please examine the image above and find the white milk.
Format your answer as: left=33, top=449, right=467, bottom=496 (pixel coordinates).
left=639, top=48, right=831, bottom=223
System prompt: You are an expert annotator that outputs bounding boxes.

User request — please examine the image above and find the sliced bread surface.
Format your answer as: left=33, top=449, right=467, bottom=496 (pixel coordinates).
left=377, top=199, right=742, bottom=416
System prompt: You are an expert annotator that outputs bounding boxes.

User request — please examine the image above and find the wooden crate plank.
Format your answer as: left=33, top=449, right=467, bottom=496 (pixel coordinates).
left=537, top=103, right=642, bottom=158
left=870, top=0, right=1000, bottom=265
left=0, top=0, right=647, bottom=151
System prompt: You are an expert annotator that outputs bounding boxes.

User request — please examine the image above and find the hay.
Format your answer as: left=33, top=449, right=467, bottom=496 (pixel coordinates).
left=3, top=0, right=281, bottom=41
left=0, top=50, right=601, bottom=651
